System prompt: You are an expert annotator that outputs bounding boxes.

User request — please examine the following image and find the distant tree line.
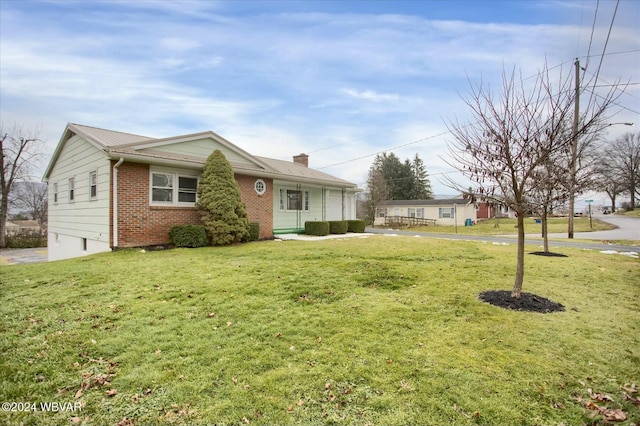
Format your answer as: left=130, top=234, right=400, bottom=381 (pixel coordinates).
left=363, top=152, right=433, bottom=223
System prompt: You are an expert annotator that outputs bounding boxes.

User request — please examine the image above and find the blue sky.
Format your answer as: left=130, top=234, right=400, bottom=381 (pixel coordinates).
left=1, top=0, right=638, bottom=195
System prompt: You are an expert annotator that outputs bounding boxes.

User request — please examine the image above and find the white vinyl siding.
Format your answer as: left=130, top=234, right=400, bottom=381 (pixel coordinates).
left=47, top=134, right=112, bottom=260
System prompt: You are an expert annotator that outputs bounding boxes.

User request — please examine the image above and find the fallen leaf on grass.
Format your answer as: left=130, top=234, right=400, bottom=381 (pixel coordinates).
left=623, top=393, right=640, bottom=407
left=74, top=389, right=83, bottom=399
left=584, top=400, right=628, bottom=422
left=602, top=408, right=626, bottom=422
left=590, top=392, right=614, bottom=402
left=623, top=384, right=638, bottom=394
left=106, top=388, right=118, bottom=397
left=207, top=312, right=216, bottom=318
left=70, top=417, right=82, bottom=424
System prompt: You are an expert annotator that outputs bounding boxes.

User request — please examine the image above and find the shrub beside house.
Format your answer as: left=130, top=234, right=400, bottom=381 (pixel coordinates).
left=43, top=123, right=359, bottom=261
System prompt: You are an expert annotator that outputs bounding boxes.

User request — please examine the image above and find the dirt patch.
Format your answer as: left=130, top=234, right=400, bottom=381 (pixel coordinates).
left=479, top=290, right=565, bottom=313
left=529, top=251, right=568, bottom=257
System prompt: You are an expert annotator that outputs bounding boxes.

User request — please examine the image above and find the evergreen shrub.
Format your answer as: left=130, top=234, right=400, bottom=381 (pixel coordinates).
left=329, top=220, right=348, bottom=234
left=305, top=221, right=329, bottom=236
left=247, top=222, right=260, bottom=242
left=168, top=225, right=208, bottom=248
left=347, top=220, right=366, bottom=233
left=196, top=150, right=250, bottom=245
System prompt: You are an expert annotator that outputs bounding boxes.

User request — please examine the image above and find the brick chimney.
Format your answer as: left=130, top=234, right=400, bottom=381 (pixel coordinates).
left=293, top=153, right=309, bottom=167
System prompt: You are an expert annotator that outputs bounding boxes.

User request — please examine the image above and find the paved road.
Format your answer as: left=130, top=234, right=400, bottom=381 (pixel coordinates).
left=366, top=214, right=640, bottom=253
left=545, top=214, right=640, bottom=241
left=0, top=247, right=48, bottom=265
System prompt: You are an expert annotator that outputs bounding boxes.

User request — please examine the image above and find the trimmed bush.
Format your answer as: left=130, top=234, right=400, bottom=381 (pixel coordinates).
left=247, top=222, right=260, bottom=242
left=5, top=230, right=47, bottom=248
left=169, top=225, right=208, bottom=248
left=347, top=220, right=366, bottom=233
left=305, top=221, right=330, bottom=236
left=329, top=220, right=348, bottom=234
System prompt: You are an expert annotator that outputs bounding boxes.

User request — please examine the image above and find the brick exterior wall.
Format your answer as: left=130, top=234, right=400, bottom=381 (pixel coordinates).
left=111, top=161, right=273, bottom=248
left=235, top=175, right=274, bottom=240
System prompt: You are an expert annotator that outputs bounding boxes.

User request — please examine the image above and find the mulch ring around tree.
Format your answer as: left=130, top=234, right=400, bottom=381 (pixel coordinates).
left=529, top=251, right=568, bottom=257
left=479, top=290, right=565, bottom=313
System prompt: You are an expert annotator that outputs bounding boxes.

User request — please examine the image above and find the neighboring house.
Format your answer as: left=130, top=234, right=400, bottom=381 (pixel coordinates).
left=43, top=123, right=358, bottom=261
left=477, top=200, right=516, bottom=219
left=4, top=220, right=43, bottom=235
left=374, top=198, right=477, bottom=226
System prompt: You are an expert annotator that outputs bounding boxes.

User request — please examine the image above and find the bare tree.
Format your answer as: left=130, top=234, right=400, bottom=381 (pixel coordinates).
left=602, top=132, right=640, bottom=210
left=1, top=124, right=43, bottom=248
left=445, top=63, right=617, bottom=298
left=10, top=182, right=48, bottom=228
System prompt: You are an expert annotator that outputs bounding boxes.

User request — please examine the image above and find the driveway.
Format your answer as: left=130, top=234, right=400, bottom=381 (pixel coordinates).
left=0, top=248, right=48, bottom=265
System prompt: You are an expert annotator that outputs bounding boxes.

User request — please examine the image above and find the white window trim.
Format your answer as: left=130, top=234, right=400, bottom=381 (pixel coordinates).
left=255, top=179, right=267, bottom=195
left=278, top=187, right=310, bottom=212
left=439, top=207, right=455, bottom=219
left=150, top=169, right=200, bottom=206
left=89, top=170, right=97, bottom=200
left=68, top=177, right=75, bottom=203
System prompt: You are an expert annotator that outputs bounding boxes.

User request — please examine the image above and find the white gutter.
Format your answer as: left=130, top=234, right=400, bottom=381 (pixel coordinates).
left=112, top=158, right=124, bottom=248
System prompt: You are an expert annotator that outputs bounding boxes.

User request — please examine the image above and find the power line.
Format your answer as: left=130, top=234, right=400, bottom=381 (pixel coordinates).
left=585, top=0, right=620, bottom=113
left=317, top=129, right=455, bottom=170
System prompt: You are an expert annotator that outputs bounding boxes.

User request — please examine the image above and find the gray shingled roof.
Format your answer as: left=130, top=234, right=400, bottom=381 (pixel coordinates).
left=378, top=198, right=468, bottom=206
left=45, top=123, right=357, bottom=189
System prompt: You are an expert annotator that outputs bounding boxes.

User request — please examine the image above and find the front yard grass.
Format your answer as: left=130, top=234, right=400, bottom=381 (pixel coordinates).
left=1, top=236, right=638, bottom=425
left=410, top=217, right=616, bottom=235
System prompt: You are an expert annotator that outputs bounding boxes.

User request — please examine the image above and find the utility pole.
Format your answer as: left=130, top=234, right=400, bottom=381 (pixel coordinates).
left=568, top=58, right=580, bottom=239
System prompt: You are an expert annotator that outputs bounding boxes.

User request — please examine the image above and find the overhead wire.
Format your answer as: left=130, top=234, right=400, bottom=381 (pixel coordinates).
left=316, top=2, right=634, bottom=174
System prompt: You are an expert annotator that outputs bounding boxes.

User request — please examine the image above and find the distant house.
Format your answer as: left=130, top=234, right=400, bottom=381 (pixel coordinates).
left=477, top=201, right=515, bottom=219
left=4, top=220, right=43, bottom=235
left=43, top=123, right=359, bottom=261
left=374, top=198, right=477, bottom=226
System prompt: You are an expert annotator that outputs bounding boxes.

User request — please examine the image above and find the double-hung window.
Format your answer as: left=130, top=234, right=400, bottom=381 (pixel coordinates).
left=151, top=171, right=198, bottom=205
left=89, top=171, right=97, bottom=199
left=68, top=178, right=75, bottom=202
left=439, top=207, right=455, bottom=219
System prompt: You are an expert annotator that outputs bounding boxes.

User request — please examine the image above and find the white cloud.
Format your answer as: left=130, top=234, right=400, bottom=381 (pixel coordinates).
left=1, top=0, right=637, bottom=193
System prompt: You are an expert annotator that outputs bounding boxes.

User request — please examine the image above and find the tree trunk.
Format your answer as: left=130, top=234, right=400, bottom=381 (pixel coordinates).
left=512, top=212, right=525, bottom=298
left=609, top=193, right=616, bottom=213
left=542, top=207, right=549, bottom=253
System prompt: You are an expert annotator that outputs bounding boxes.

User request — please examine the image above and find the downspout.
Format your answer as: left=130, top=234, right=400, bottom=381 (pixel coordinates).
left=112, top=158, right=124, bottom=248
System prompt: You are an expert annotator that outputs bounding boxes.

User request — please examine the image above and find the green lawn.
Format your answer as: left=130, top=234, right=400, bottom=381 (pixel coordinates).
left=409, top=217, right=615, bottom=235
left=1, top=236, right=638, bottom=425
left=620, top=208, right=640, bottom=218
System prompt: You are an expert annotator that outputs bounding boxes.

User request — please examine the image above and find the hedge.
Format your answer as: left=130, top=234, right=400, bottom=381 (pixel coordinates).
left=247, top=222, right=260, bottom=242
left=347, top=220, right=366, bottom=233
left=168, top=225, right=208, bottom=248
left=328, top=220, right=348, bottom=234
left=305, top=221, right=330, bottom=236
left=5, top=231, right=47, bottom=248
